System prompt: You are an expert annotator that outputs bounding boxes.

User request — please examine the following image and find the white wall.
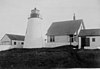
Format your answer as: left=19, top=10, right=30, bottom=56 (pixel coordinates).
left=86, top=36, right=100, bottom=49
left=10, top=40, right=24, bottom=48
left=46, top=35, right=69, bottom=47
left=46, top=35, right=78, bottom=47
left=0, top=35, right=11, bottom=45
left=79, top=37, right=81, bottom=49
left=47, top=35, right=69, bottom=43
left=0, top=45, right=11, bottom=51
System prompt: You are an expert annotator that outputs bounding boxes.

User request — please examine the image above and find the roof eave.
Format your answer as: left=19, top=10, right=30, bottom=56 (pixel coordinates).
left=79, top=35, right=100, bottom=37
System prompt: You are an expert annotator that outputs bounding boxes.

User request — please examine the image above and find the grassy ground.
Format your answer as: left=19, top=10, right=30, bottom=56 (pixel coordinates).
left=0, top=45, right=100, bottom=69
left=77, top=49, right=100, bottom=68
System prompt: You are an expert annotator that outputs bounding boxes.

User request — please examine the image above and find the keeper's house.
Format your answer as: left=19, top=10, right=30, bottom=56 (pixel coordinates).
left=46, top=19, right=85, bottom=47
left=79, top=29, right=100, bottom=49
left=0, top=34, right=25, bottom=49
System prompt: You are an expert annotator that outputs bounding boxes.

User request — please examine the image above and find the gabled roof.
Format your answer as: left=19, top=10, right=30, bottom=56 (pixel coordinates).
left=79, top=29, right=100, bottom=36
left=46, top=19, right=84, bottom=36
left=6, top=34, right=25, bottom=41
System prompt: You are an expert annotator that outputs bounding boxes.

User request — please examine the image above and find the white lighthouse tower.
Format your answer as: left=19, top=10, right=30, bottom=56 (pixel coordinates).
left=24, top=8, right=44, bottom=48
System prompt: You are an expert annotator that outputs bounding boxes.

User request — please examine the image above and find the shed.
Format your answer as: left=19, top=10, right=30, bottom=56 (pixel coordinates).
left=46, top=19, right=85, bottom=47
left=79, top=29, right=100, bottom=49
left=0, top=34, right=25, bottom=49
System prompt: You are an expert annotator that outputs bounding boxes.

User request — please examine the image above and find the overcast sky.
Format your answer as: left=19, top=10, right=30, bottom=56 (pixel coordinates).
left=0, top=0, right=100, bottom=39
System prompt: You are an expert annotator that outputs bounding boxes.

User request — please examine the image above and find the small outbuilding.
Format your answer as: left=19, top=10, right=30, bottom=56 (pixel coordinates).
left=79, top=29, right=100, bottom=49
left=0, top=34, right=25, bottom=49
left=46, top=19, right=85, bottom=47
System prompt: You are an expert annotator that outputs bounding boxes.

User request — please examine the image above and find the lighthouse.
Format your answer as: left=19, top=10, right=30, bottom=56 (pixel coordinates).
left=24, top=8, right=44, bottom=48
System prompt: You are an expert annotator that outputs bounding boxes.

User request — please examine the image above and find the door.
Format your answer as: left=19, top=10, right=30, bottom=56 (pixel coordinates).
left=81, top=37, right=90, bottom=49
left=85, top=38, right=90, bottom=46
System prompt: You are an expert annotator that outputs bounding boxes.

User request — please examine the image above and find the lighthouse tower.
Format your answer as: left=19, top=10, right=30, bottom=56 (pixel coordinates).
left=24, top=8, right=44, bottom=48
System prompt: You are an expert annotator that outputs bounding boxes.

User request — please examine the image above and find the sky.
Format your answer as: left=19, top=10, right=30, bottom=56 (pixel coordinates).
left=0, top=0, right=100, bottom=39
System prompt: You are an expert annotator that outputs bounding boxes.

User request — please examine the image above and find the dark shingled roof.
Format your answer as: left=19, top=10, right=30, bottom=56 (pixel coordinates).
left=79, top=29, right=100, bottom=36
left=6, top=34, right=25, bottom=41
left=46, top=19, right=83, bottom=35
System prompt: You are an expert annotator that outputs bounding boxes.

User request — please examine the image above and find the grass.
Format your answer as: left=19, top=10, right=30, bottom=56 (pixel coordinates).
left=0, top=45, right=100, bottom=68
left=77, top=49, right=100, bottom=68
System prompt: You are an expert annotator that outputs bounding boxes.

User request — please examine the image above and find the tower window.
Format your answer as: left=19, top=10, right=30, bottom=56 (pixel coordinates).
left=50, top=35, right=55, bottom=42
left=21, top=42, right=24, bottom=45
left=14, top=42, right=16, bottom=45
left=92, top=38, right=95, bottom=42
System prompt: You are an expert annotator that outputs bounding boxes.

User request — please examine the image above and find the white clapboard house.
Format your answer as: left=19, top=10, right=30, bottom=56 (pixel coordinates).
left=46, top=19, right=85, bottom=47
left=79, top=29, right=100, bottom=49
left=0, top=34, right=25, bottom=49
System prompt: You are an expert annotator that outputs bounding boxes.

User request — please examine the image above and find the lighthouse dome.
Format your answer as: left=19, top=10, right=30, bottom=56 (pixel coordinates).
left=30, top=8, right=40, bottom=18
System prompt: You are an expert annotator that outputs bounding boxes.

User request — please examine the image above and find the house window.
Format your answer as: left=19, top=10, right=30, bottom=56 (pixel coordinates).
left=73, top=35, right=78, bottom=42
left=21, top=42, right=24, bottom=45
left=14, top=42, right=16, bottom=45
left=92, top=38, right=95, bottom=42
left=71, top=37, right=74, bottom=42
left=70, top=35, right=74, bottom=42
left=50, top=35, right=55, bottom=42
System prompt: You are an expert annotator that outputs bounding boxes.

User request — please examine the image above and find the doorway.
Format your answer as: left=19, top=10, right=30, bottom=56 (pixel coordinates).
left=81, top=37, right=90, bottom=49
